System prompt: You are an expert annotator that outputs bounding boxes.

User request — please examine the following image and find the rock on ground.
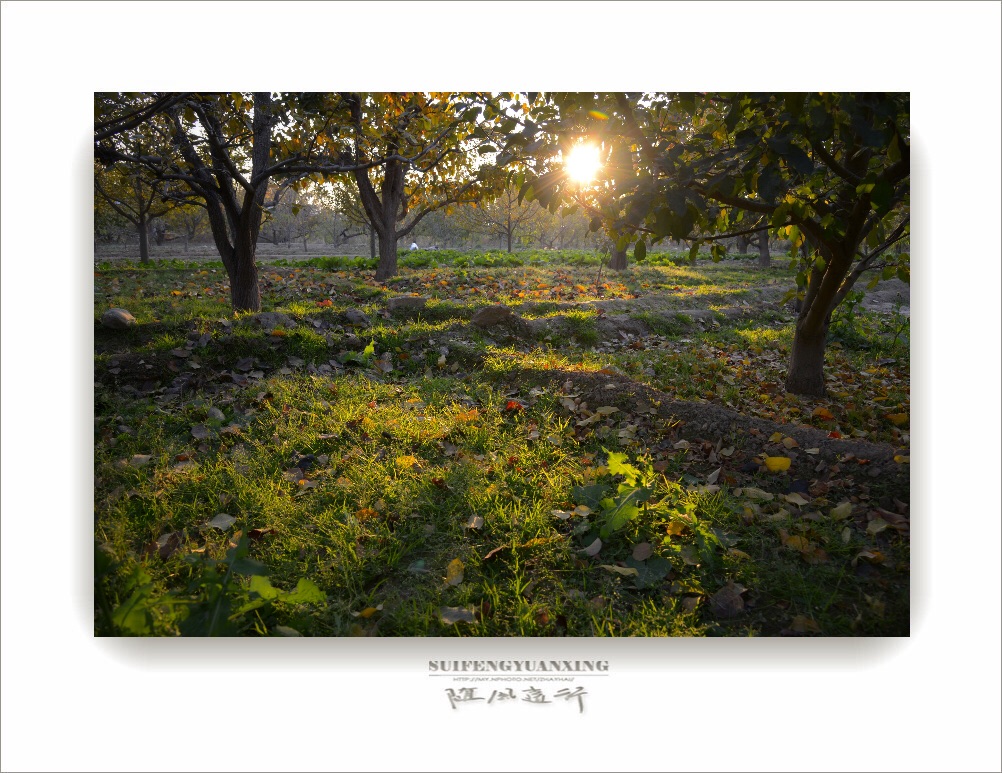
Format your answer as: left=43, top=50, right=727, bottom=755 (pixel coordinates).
left=387, top=295, right=429, bottom=312
left=251, top=311, right=296, bottom=331
left=471, top=305, right=520, bottom=328
left=101, top=308, right=137, bottom=330
left=344, top=309, right=372, bottom=327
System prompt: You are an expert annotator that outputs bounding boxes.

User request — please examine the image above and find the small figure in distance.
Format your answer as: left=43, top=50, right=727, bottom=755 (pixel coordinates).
left=410, top=241, right=419, bottom=251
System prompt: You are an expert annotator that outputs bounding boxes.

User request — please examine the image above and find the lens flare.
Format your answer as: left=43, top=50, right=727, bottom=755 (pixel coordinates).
left=564, top=144, right=602, bottom=184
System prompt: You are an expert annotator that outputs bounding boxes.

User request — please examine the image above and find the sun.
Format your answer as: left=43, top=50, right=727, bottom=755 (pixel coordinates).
left=564, top=143, right=602, bottom=184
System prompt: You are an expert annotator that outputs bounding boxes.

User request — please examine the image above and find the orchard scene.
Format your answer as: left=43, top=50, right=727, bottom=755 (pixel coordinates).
left=94, top=92, right=910, bottom=636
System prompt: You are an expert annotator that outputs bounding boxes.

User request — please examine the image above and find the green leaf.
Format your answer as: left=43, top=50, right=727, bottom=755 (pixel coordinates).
left=870, top=179, right=894, bottom=213
left=249, top=574, right=281, bottom=600
left=756, top=163, right=784, bottom=202
left=362, top=339, right=376, bottom=359
left=607, top=451, right=641, bottom=485
left=282, top=578, right=326, bottom=605
left=896, top=266, right=909, bottom=283
left=634, top=239, right=647, bottom=261
left=111, top=568, right=154, bottom=635
left=626, top=556, right=672, bottom=589
left=230, top=557, right=268, bottom=576
left=572, top=483, right=609, bottom=510
left=665, top=189, right=688, bottom=217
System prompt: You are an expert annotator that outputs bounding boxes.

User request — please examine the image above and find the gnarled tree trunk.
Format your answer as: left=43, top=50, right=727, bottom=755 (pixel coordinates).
left=137, top=213, right=151, bottom=264
left=609, top=245, right=627, bottom=271
left=785, top=319, right=829, bottom=396
left=757, top=228, right=771, bottom=268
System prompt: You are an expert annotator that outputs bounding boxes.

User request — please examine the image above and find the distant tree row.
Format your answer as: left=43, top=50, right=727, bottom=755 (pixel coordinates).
left=95, top=92, right=908, bottom=395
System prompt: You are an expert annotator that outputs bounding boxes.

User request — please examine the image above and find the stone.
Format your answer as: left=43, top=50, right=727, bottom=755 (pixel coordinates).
left=101, top=308, right=137, bottom=330
left=471, top=305, right=519, bottom=329
left=344, top=309, right=371, bottom=327
left=251, top=311, right=295, bottom=331
left=387, top=295, right=429, bottom=312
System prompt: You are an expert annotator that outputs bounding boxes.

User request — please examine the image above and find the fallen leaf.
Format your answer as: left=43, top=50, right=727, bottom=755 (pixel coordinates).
left=632, top=542, right=653, bottom=561
left=207, top=513, right=236, bottom=530
left=395, top=455, right=418, bottom=469
left=812, top=407, right=835, bottom=420
left=709, top=582, right=746, bottom=619
left=355, top=507, right=379, bottom=520
left=129, top=454, right=152, bottom=467
left=805, top=447, right=820, bottom=455
left=893, top=454, right=910, bottom=463
left=866, top=518, right=889, bottom=535
left=885, top=413, right=909, bottom=426
left=440, top=606, right=476, bottom=625
left=673, top=440, right=691, bottom=450
left=580, top=537, right=602, bottom=557
left=727, top=548, right=752, bottom=560
left=764, top=456, right=792, bottom=472
left=784, top=492, right=810, bottom=507
left=743, top=487, right=775, bottom=501
left=790, top=615, right=822, bottom=634
left=595, top=406, right=619, bottom=415
left=830, top=502, right=854, bottom=520
left=598, top=564, right=640, bottom=577
left=784, top=534, right=812, bottom=552
left=572, top=505, right=592, bottom=517
left=768, top=431, right=784, bottom=443
left=782, top=436, right=799, bottom=449
left=445, top=558, right=465, bottom=586
left=551, top=509, right=572, bottom=520
left=191, top=424, right=211, bottom=440
left=680, top=545, right=700, bottom=565
left=706, top=467, right=721, bottom=485
left=248, top=527, right=275, bottom=541
left=352, top=604, right=383, bottom=619
left=465, top=515, right=484, bottom=530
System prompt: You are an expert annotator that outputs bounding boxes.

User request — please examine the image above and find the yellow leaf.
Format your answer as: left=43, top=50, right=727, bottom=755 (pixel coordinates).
left=885, top=413, right=909, bottom=426
left=395, top=455, right=418, bottom=469
left=769, top=431, right=784, bottom=442
left=893, top=455, right=910, bottom=463
left=781, top=436, right=799, bottom=449
left=812, top=407, right=835, bottom=420
left=764, top=456, right=792, bottom=472
left=455, top=408, right=479, bottom=422
left=790, top=615, right=822, bottom=634
left=784, top=535, right=812, bottom=552
left=830, top=502, right=853, bottom=520
left=355, top=507, right=379, bottom=520
left=445, top=558, right=464, bottom=586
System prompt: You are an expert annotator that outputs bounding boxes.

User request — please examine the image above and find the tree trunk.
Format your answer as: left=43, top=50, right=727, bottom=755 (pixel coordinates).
left=138, top=214, right=151, bottom=264
left=375, top=230, right=398, bottom=281
left=785, top=320, right=829, bottom=396
left=303, top=236, right=308, bottom=253
left=757, top=229, right=771, bottom=268
left=609, top=245, right=627, bottom=271
left=227, top=240, right=261, bottom=312
left=369, top=228, right=377, bottom=259
left=736, top=234, right=749, bottom=254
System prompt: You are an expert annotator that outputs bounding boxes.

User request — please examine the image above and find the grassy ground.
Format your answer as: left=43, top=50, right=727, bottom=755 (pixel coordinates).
left=94, top=254, right=910, bottom=637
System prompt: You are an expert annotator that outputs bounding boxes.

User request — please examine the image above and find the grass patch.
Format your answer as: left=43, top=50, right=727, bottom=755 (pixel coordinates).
left=95, top=255, right=909, bottom=637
